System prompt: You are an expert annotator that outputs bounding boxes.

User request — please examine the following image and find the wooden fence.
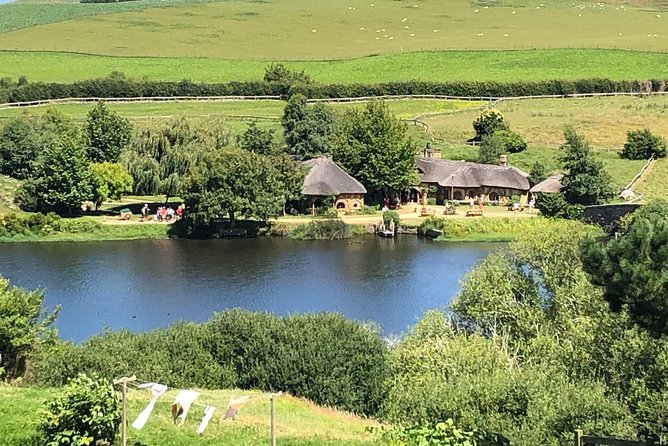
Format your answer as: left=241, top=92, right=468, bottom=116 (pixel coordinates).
left=575, top=430, right=662, bottom=446
left=1, top=91, right=668, bottom=110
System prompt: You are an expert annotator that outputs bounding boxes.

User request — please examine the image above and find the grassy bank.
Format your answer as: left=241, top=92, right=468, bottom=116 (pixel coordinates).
left=420, top=215, right=554, bottom=242
left=0, top=218, right=170, bottom=243
left=0, top=386, right=376, bottom=446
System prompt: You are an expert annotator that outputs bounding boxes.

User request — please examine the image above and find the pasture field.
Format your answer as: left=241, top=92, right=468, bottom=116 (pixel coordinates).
left=0, top=386, right=376, bottom=446
left=3, top=48, right=668, bottom=84
left=1, top=0, right=667, bottom=59
left=424, top=95, right=668, bottom=149
left=0, top=98, right=484, bottom=120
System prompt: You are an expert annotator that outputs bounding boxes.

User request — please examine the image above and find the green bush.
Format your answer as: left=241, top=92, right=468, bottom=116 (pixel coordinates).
left=40, top=372, right=121, bottom=446
left=494, top=129, right=527, bottom=153
left=374, top=419, right=483, bottom=446
left=427, top=198, right=436, bottom=205
left=383, top=210, right=400, bottom=228
left=58, top=218, right=102, bottom=234
left=28, top=310, right=387, bottom=416
left=358, top=204, right=379, bottom=215
left=621, top=128, right=667, bottom=160
left=288, top=219, right=352, bottom=240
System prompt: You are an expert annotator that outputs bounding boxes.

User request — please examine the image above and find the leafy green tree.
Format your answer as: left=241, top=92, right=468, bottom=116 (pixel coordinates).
left=270, top=153, right=306, bottom=212
left=281, top=94, right=336, bottom=159
left=263, top=62, right=312, bottom=85
left=333, top=99, right=418, bottom=196
left=477, top=133, right=504, bottom=165
left=560, top=127, right=615, bottom=206
left=183, top=147, right=285, bottom=230
left=0, top=276, right=59, bottom=380
left=40, top=372, right=121, bottom=446
left=237, top=121, right=277, bottom=155
left=580, top=201, right=668, bottom=337
left=18, top=132, right=93, bottom=215
left=528, top=161, right=547, bottom=186
left=84, top=101, right=132, bottom=162
left=621, top=128, right=667, bottom=160
left=89, top=162, right=133, bottom=209
left=472, top=108, right=507, bottom=140
left=0, top=114, right=44, bottom=180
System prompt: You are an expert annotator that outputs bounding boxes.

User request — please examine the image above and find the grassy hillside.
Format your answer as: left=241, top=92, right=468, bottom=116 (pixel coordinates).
left=1, top=0, right=668, bottom=84
left=1, top=0, right=667, bottom=59
left=0, top=0, right=213, bottom=33
left=0, top=386, right=377, bottom=446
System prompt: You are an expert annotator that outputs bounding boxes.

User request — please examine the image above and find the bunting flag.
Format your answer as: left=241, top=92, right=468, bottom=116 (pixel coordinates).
left=131, top=383, right=168, bottom=430
left=171, top=389, right=201, bottom=426
left=224, top=395, right=252, bottom=420
left=197, top=405, right=217, bottom=435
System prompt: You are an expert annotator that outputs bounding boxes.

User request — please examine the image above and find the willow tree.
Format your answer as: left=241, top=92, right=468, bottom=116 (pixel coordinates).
left=121, top=117, right=232, bottom=202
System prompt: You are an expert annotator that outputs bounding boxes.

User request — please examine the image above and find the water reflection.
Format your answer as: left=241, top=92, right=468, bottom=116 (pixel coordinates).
left=0, top=237, right=498, bottom=342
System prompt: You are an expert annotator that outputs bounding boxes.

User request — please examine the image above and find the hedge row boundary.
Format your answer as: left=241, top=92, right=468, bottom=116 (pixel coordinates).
left=1, top=76, right=667, bottom=104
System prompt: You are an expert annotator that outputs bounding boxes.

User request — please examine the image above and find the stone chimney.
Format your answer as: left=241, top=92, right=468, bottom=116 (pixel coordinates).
left=499, top=154, right=508, bottom=166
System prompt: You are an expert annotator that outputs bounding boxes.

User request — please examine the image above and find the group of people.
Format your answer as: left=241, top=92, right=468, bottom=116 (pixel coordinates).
left=469, top=195, right=485, bottom=210
left=141, top=204, right=183, bottom=222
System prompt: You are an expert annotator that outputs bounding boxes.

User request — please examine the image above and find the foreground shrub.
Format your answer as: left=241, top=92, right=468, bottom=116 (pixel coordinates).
left=373, top=419, right=483, bottom=446
left=28, top=310, right=387, bottom=416
left=40, top=372, right=120, bottom=446
left=0, top=276, right=59, bottom=380
left=382, top=312, right=635, bottom=446
left=288, top=219, right=352, bottom=240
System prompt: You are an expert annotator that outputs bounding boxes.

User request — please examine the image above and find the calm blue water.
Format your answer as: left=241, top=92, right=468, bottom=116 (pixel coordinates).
left=0, top=237, right=497, bottom=342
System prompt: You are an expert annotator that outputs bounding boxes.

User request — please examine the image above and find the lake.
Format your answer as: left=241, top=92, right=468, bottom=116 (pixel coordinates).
left=0, top=237, right=498, bottom=342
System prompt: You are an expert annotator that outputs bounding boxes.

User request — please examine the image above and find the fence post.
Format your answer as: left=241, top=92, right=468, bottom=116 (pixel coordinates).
left=574, top=429, right=583, bottom=446
left=113, top=376, right=136, bottom=446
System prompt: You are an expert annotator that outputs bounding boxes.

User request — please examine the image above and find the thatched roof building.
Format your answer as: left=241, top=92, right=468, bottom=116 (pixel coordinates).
left=417, top=157, right=530, bottom=204
left=302, top=157, right=366, bottom=212
left=530, top=174, right=563, bottom=194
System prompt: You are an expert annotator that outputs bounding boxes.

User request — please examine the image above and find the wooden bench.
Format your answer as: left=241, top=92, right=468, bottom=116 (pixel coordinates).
left=465, top=209, right=484, bottom=217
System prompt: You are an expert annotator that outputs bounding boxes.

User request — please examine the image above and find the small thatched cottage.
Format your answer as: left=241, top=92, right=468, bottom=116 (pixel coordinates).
left=302, top=157, right=367, bottom=212
left=530, top=174, right=563, bottom=194
left=417, top=156, right=530, bottom=205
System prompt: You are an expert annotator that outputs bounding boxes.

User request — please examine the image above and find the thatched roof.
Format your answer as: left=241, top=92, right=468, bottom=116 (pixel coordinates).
left=417, top=158, right=530, bottom=191
left=302, top=157, right=367, bottom=196
left=530, top=174, right=563, bottom=193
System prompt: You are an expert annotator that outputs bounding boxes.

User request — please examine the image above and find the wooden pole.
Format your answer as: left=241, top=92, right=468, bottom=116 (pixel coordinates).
left=574, top=429, right=583, bottom=446
left=113, top=376, right=136, bottom=446
left=270, top=394, right=276, bottom=446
